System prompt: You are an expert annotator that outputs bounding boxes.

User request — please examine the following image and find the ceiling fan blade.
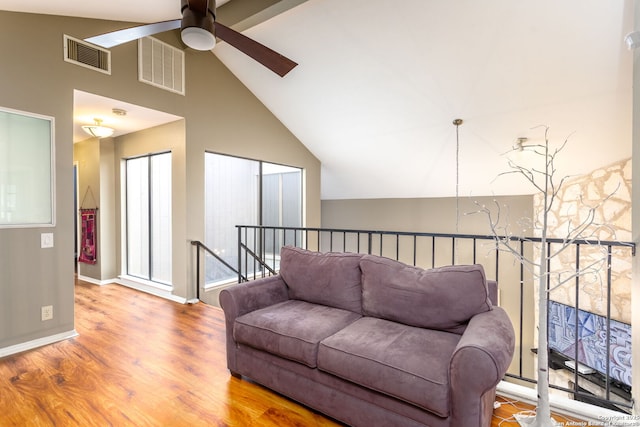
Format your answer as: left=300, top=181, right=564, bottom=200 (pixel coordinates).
left=85, top=20, right=181, bottom=48
left=214, top=22, right=297, bottom=77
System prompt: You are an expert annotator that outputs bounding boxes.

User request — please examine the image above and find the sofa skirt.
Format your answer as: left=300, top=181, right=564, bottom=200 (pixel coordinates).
left=233, top=344, right=486, bottom=427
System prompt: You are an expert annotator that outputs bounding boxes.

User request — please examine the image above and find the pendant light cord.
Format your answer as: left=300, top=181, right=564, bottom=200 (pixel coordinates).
left=453, top=119, right=463, bottom=234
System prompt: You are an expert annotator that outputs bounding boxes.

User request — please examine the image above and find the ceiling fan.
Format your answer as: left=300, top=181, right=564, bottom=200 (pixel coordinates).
left=84, top=0, right=297, bottom=77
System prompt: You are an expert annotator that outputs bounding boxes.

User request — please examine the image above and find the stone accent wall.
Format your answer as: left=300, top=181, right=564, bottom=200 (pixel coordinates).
left=534, top=158, right=632, bottom=323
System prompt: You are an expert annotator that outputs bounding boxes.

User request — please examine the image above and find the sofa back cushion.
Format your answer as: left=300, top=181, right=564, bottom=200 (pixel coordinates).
left=279, top=246, right=363, bottom=313
left=360, top=255, right=492, bottom=334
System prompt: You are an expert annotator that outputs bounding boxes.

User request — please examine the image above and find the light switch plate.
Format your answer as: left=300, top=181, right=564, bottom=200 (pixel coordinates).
left=41, top=232, right=54, bottom=248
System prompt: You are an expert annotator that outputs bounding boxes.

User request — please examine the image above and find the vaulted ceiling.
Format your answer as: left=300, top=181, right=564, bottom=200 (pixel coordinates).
left=0, top=0, right=634, bottom=200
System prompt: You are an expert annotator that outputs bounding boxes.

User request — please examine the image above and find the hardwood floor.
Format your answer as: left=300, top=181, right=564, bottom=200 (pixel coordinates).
left=0, top=279, right=583, bottom=426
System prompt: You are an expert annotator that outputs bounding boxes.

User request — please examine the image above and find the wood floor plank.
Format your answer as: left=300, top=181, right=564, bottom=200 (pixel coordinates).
left=0, top=279, right=586, bottom=426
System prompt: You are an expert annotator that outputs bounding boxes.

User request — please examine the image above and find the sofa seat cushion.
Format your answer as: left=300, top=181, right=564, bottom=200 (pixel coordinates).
left=360, top=256, right=492, bottom=334
left=279, top=246, right=364, bottom=313
left=234, top=300, right=362, bottom=368
left=317, top=317, right=461, bottom=418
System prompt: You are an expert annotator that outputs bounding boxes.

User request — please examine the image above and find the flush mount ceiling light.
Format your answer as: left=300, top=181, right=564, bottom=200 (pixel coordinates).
left=514, top=137, right=528, bottom=151
left=624, top=31, right=640, bottom=50
left=82, top=118, right=114, bottom=138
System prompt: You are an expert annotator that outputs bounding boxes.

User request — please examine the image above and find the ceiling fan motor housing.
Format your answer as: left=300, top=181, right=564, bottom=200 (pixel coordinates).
left=181, top=0, right=216, bottom=50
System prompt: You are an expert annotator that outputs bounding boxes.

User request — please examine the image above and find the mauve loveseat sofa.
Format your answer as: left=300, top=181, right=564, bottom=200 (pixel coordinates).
left=219, top=246, right=515, bottom=427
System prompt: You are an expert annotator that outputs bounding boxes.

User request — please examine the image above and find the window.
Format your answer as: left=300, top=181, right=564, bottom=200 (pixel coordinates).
left=0, top=107, right=54, bottom=227
left=125, top=152, right=172, bottom=285
left=204, top=153, right=302, bottom=286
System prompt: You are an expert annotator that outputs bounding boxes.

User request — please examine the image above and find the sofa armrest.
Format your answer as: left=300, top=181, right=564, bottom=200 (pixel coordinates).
left=219, top=275, right=290, bottom=373
left=449, top=307, right=515, bottom=427
left=219, top=275, right=289, bottom=320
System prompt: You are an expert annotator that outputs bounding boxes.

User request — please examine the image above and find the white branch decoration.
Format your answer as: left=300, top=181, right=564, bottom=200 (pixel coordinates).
left=469, top=126, right=619, bottom=427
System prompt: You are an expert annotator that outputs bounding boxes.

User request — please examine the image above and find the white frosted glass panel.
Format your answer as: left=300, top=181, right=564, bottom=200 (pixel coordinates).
left=0, top=108, right=54, bottom=227
left=203, top=155, right=303, bottom=285
left=126, top=157, right=150, bottom=278
left=204, top=153, right=259, bottom=284
left=150, top=153, right=172, bottom=283
left=125, top=153, right=172, bottom=285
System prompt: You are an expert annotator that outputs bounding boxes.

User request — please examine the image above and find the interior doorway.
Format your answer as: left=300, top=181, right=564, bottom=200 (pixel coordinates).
left=72, top=89, right=182, bottom=285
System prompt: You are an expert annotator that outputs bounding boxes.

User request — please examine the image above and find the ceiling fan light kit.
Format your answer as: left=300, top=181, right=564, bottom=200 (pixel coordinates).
left=181, top=27, right=216, bottom=50
left=180, top=3, right=216, bottom=51
left=624, top=31, right=640, bottom=50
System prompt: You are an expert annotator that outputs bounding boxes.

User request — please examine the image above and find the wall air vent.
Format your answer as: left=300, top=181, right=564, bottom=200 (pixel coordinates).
left=138, top=37, right=185, bottom=95
left=63, top=35, right=111, bottom=74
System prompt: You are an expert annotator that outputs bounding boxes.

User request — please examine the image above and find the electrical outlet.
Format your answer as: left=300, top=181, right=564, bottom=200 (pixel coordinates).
left=41, top=305, right=53, bottom=321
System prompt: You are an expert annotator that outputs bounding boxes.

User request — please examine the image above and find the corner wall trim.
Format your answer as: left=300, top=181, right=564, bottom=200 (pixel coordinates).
left=0, top=330, right=79, bottom=358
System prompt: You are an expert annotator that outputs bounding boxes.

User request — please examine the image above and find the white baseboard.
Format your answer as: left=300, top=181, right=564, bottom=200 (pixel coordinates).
left=497, top=380, right=627, bottom=422
left=78, top=275, right=190, bottom=304
left=116, top=276, right=187, bottom=304
left=77, top=274, right=116, bottom=286
left=0, top=330, right=79, bottom=358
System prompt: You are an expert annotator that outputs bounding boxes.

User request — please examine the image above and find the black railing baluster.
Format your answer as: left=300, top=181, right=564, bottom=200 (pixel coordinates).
left=573, top=244, right=581, bottom=397
left=396, top=234, right=400, bottom=259
left=451, top=237, right=456, bottom=265
left=431, top=237, right=435, bottom=268
left=605, top=245, right=613, bottom=401
left=473, top=238, right=477, bottom=264
left=519, top=239, right=524, bottom=378
left=195, top=240, right=201, bottom=300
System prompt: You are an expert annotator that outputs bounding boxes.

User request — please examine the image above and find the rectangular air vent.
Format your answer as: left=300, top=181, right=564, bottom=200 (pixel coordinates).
left=138, top=37, right=185, bottom=95
left=63, top=35, right=111, bottom=74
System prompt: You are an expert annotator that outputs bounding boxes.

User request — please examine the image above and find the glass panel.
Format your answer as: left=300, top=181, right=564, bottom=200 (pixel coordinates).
left=262, top=163, right=302, bottom=269
left=150, top=153, right=172, bottom=283
left=126, top=157, right=150, bottom=278
left=204, top=153, right=259, bottom=284
left=0, top=108, right=54, bottom=227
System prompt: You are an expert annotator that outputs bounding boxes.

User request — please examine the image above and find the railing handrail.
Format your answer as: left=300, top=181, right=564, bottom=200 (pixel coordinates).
left=234, top=224, right=635, bottom=252
left=239, top=242, right=277, bottom=276
left=191, top=240, right=248, bottom=299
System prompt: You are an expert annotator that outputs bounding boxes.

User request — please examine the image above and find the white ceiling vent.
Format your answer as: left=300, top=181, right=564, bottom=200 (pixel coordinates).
left=138, top=37, right=185, bottom=95
left=63, top=35, right=111, bottom=74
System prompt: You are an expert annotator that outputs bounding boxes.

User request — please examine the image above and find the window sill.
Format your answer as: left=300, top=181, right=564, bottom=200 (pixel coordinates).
left=117, top=275, right=186, bottom=304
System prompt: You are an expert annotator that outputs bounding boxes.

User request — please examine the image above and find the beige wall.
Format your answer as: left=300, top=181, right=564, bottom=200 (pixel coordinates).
left=99, top=139, right=118, bottom=280
left=1, top=10, right=320, bottom=351
left=322, top=196, right=533, bottom=235
left=74, top=137, right=118, bottom=283
left=112, top=120, right=188, bottom=297
left=74, top=138, right=102, bottom=280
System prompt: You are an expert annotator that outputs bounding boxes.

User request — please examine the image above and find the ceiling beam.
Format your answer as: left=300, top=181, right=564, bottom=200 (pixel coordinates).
left=218, top=0, right=309, bottom=30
